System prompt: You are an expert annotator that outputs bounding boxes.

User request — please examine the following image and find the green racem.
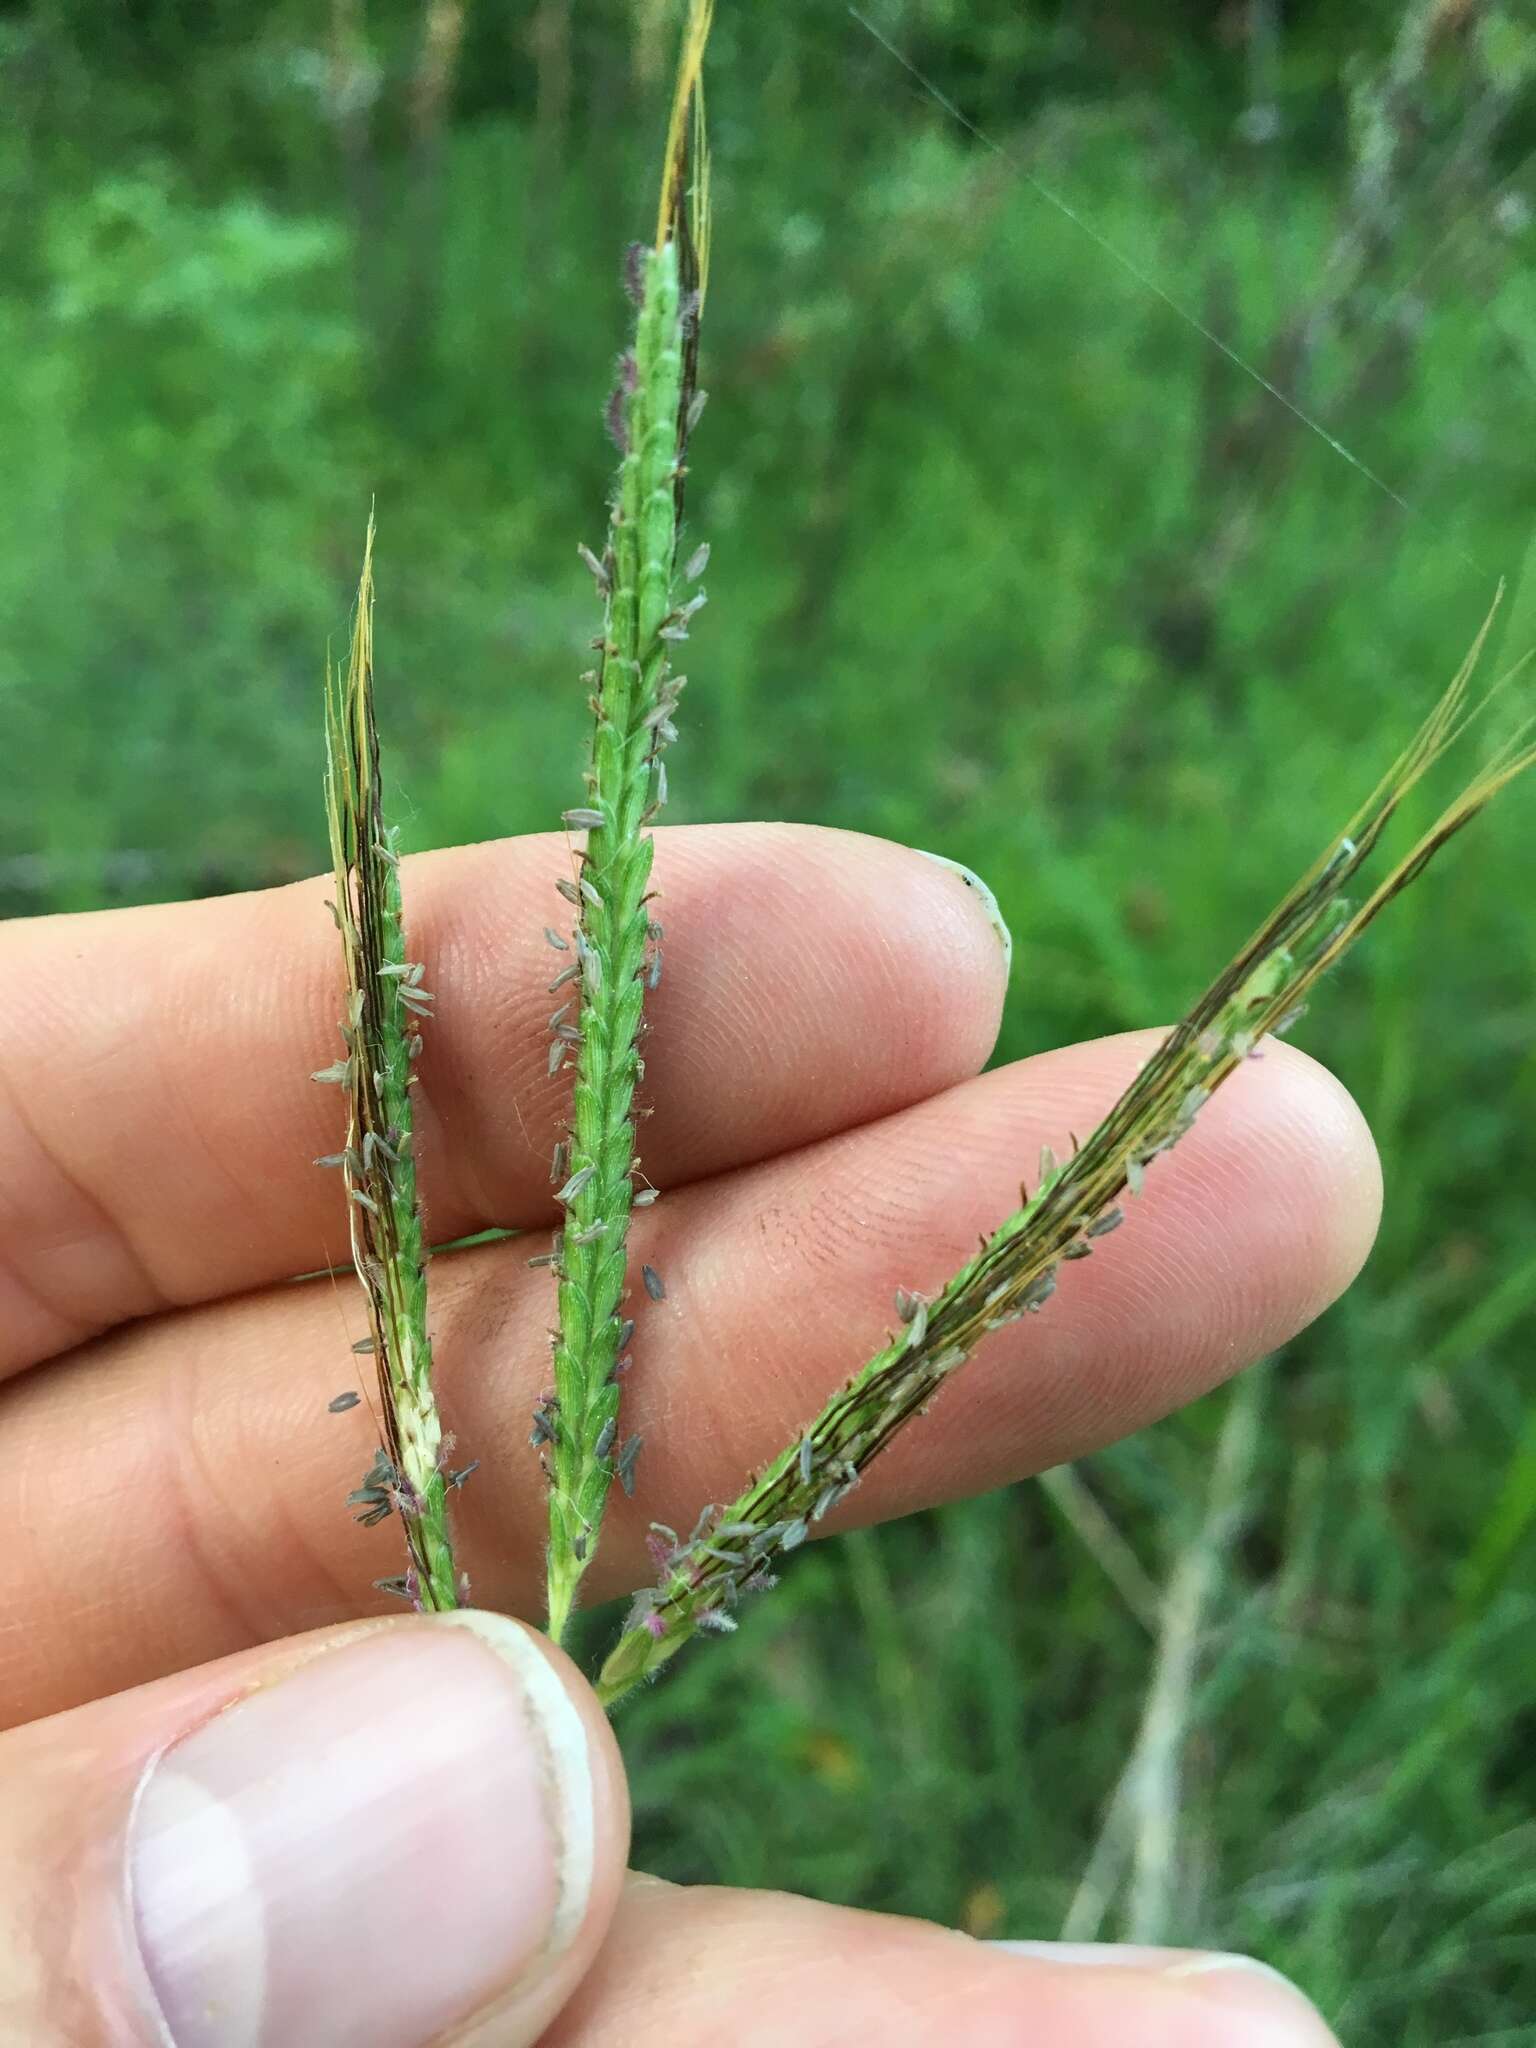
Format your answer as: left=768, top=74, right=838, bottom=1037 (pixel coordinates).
left=545, top=235, right=693, bottom=1643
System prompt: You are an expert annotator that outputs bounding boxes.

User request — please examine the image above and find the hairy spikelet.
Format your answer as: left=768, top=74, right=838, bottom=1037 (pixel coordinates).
left=319, top=517, right=465, bottom=1613
left=596, top=602, right=1536, bottom=1704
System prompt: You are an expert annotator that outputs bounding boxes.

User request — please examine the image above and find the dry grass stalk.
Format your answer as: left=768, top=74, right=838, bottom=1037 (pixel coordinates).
left=1126, top=1369, right=1264, bottom=1943
left=1037, top=1464, right=1162, bottom=1636
left=1059, top=1371, right=1265, bottom=1943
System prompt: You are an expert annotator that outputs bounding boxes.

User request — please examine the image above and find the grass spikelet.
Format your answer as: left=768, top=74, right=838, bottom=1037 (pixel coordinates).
left=321, top=514, right=461, bottom=1613
left=543, top=0, right=713, bottom=1643
left=595, top=601, right=1536, bottom=1705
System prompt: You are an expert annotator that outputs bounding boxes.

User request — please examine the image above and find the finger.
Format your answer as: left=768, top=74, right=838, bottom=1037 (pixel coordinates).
left=0, top=824, right=1007, bottom=1375
left=0, top=1611, right=627, bottom=2048
left=0, top=1034, right=1379, bottom=1722
left=541, top=1879, right=1339, bottom=2047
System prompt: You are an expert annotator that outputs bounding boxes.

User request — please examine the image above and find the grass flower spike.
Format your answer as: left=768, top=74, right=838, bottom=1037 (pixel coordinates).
left=319, top=517, right=464, bottom=1613
left=542, top=1, right=713, bottom=1643
left=596, top=606, right=1535, bottom=1704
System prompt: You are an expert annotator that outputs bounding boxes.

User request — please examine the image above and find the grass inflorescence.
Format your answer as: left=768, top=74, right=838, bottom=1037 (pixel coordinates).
left=539, top=3, right=711, bottom=1645
left=318, top=516, right=467, bottom=1614
left=595, top=605, right=1535, bottom=1705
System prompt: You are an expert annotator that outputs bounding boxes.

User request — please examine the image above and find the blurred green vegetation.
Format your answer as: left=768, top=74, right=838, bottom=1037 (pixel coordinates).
left=7, top=2, right=1536, bottom=2037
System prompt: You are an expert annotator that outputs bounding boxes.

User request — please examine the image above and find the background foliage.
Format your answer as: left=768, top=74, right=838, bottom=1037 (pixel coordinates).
left=6, top=3, right=1536, bottom=2039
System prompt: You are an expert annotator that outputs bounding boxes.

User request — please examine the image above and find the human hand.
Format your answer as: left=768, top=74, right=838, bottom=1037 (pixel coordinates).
left=0, top=825, right=1362, bottom=2043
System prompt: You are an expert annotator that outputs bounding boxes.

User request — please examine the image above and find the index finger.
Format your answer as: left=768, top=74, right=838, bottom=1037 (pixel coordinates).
left=1, top=824, right=1008, bottom=1376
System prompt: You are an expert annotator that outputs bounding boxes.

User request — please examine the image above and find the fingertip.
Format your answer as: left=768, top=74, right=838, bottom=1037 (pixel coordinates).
left=444, top=1607, right=632, bottom=1934
left=987, top=1943, right=1340, bottom=2047
left=649, top=825, right=1012, bottom=1132
left=857, top=834, right=1012, bottom=1073
left=911, top=846, right=1014, bottom=977
left=1203, top=1038, right=1383, bottom=1328
left=1280, top=1040, right=1384, bottom=1294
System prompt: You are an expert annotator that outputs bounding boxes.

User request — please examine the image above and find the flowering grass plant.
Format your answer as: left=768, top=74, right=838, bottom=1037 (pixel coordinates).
left=318, top=3, right=1534, bottom=1710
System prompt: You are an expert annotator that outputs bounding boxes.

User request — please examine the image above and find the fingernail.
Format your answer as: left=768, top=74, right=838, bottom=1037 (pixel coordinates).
left=913, top=849, right=1013, bottom=976
left=990, top=1943, right=1336, bottom=2042
left=128, top=1613, right=594, bottom=2048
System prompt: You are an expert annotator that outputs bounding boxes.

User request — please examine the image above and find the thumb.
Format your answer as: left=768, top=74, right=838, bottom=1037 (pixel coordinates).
left=1, top=1611, right=627, bottom=2047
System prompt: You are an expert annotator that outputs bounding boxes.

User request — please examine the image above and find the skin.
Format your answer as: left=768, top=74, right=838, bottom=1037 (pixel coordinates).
left=0, top=823, right=1372, bottom=2042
